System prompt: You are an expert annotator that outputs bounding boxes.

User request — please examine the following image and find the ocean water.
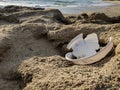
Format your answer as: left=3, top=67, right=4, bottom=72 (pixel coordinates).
left=0, top=0, right=113, bottom=14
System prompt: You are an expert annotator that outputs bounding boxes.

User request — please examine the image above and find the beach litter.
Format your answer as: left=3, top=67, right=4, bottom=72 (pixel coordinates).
left=65, top=33, right=113, bottom=64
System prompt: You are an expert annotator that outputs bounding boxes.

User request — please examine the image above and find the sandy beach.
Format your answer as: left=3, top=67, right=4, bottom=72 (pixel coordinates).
left=104, top=0, right=120, bottom=4
left=0, top=1, right=120, bottom=90
left=98, top=4, right=120, bottom=16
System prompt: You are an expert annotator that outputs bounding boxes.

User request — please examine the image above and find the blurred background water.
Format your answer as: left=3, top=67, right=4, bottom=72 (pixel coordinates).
left=0, top=0, right=113, bottom=14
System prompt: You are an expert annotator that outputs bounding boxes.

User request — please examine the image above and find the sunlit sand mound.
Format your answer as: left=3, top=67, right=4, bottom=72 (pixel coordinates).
left=0, top=5, right=120, bottom=90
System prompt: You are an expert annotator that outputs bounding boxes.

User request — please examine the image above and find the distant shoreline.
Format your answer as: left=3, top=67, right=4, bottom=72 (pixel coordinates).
left=0, top=0, right=116, bottom=14
left=0, top=1, right=119, bottom=14
left=93, top=0, right=120, bottom=17
left=104, top=1, right=120, bottom=4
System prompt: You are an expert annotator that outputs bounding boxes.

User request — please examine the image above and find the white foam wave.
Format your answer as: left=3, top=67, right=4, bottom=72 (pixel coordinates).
left=0, top=0, right=114, bottom=14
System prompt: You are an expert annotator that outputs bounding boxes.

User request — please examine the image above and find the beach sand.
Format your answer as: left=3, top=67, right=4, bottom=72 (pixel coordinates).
left=0, top=2, right=120, bottom=90
left=104, top=1, right=120, bottom=4
left=98, top=5, right=120, bottom=17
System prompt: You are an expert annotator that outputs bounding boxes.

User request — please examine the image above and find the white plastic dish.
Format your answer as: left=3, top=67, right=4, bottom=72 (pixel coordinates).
left=65, top=34, right=113, bottom=64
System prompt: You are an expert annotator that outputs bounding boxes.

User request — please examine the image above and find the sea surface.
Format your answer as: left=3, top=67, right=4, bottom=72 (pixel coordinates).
left=0, top=0, right=113, bottom=14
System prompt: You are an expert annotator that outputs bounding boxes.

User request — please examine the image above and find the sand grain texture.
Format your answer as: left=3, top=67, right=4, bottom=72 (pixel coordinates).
left=0, top=5, right=120, bottom=90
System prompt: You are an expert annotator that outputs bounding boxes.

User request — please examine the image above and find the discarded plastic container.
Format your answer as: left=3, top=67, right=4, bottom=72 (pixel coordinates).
left=65, top=33, right=113, bottom=65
